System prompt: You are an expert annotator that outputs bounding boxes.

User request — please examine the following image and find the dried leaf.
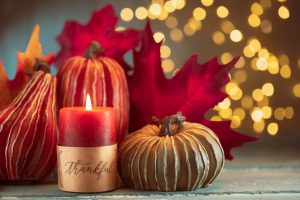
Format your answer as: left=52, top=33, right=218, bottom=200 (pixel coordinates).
left=0, top=25, right=55, bottom=111
left=128, top=23, right=258, bottom=159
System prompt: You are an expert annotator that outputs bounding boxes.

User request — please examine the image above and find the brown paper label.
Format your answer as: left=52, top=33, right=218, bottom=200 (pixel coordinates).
left=57, top=144, right=117, bottom=193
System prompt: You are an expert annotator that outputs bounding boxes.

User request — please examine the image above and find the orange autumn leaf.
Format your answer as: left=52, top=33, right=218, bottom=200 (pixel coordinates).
left=0, top=25, right=55, bottom=111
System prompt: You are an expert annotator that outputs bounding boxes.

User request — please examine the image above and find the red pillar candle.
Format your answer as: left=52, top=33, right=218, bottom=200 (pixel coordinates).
left=57, top=94, right=117, bottom=193
left=59, top=107, right=116, bottom=147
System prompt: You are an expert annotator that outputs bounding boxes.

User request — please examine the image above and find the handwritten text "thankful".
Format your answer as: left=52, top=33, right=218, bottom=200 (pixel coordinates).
left=64, top=160, right=113, bottom=180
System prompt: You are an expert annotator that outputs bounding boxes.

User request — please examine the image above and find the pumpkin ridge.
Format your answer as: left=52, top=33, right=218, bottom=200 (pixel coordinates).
left=65, top=58, right=82, bottom=106
left=153, top=136, right=162, bottom=191
left=36, top=78, right=57, bottom=178
left=144, top=137, right=160, bottom=190
left=57, top=57, right=73, bottom=106
left=101, top=57, right=128, bottom=143
left=118, top=127, right=156, bottom=155
left=174, top=135, right=192, bottom=190
left=186, top=123, right=225, bottom=186
left=170, top=136, right=179, bottom=191
left=91, top=60, right=98, bottom=104
left=91, top=59, right=104, bottom=106
left=26, top=78, right=50, bottom=177
left=99, top=59, right=113, bottom=107
left=6, top=73, right=48, bottom=178
left=120, top=134, right=148, bottom=185
left=83, top=59, right=91, bottom=105
left=186, top=128, right=221, bottom=186
left=156, top=136, right=169, bottom=191
left=0, top=73, right=44, bottom=178
left=17, top=73, right=50, bottom=177
left=181, top=131, right=210, bottom=189
left=67, top=58, right=82, bottom=106
left=178, top=132, right=208, bottom=190
left=139, top=136, right=158, bottom=190
left=179, top=132, right=203, bottom=188
left=57, top=57, right=76, bottom=79
left=187, top=130, right=217, bottom=186
left=29, top=76, right=57, bottom=178
left=196, top=142, right=210, bottom=189
left=106, top=58, right=125, bottom=128
left=0, top=72, right=43, bottom=124
left=163, top=136, right=169, bottom=191
left=130, top=138, right=147, bottom=189
left=121, top=131, right=151, bottom=177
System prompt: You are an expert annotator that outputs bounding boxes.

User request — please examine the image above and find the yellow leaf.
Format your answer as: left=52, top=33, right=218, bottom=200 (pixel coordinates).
left=0, top=25, right=55, bottom=111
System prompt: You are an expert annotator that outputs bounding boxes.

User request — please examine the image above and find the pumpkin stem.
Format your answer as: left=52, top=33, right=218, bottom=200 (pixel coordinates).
left=152, top=112, right=186, bottom=136
left=84, top=40, right=105, bottom=59
left=26, top=58, right=50, bottom=76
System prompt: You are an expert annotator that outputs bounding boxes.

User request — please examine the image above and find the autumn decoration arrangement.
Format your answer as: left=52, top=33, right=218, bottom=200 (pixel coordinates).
left=0, top=4, right=257, bottom=191
left=57, top=40, right=129, bottom=144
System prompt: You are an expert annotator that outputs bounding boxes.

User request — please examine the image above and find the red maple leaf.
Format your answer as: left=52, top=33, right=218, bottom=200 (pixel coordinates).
left=55, top=4, right=140, bottom=71
left=0, top=25, right=55, bottom=111
left=128, top=23, right=258, bottom=159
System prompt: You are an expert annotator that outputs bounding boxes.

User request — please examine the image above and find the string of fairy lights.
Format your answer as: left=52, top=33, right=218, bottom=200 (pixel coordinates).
left=117, top=0, right=299, bottom=136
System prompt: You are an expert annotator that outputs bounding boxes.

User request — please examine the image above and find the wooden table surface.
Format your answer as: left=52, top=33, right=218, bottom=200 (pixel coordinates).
left=1, top=135, right=300, bottom=200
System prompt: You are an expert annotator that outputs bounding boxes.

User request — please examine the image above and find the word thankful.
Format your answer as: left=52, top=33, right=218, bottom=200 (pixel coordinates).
left=64, top=160, right=113, bottom=180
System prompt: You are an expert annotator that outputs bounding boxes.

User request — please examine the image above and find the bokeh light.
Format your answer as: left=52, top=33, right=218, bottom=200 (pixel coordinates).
left=293, top=84, right=300, bottom=98
left=216, top=6, right=229, bottom=18
left=230, top=30, right=243, bottom=42
left=165, top=16, right=178, bottom=28
left=135, top=7, right=148, bottom=20
left=252, top=89, right=264, bottom=101
left=248, top=14, right=261, bottom=27
left=193, top=7, right=206, bottom=21
left=285, top=107, right=294, bottom=119
left=153, top=32, right=165, bottom=43
left=220, top=20, right=235, bottom=34
left=261, top=19, right=272, bottom=34
left=253, top=120, right=265, bottom=133
left=278, top=6, right=290, bottom=19
left=119, top=0, right=297, bottom=136
left=120, top=8, right=134, bottom=21
left=170, top=28, right=183, bottom=42
left=201, top=0, right=214, bottom=7
left=212, top=31, right=225, bottom=45
left=221, top=52, right=233, bottom=64
left=251, top=109, right=263, bottom=122
left=160, top=45, right=171, bottom=58
left=162, top=58, right=175, bottom=73
left=149, top=3, right=162, bottom=16
left=262, top=83, right=274, bottom=96
left=267, top=123, right=278, bottom=135
left=251, top=3, right=263, bottom=16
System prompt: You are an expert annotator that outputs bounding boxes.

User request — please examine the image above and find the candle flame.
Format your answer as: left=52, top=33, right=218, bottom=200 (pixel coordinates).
left=86, top=94, right=92, bottom=110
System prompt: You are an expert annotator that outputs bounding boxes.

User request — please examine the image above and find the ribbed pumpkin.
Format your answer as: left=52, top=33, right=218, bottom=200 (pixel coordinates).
left=57, top=41, right=129, bottom=144
left=118, top=113, right=225, bottom=191
left=0, top=66, right=58, bottom=181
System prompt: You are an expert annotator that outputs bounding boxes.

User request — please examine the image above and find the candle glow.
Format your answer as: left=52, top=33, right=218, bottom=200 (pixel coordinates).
left=86, top=94, right=92, bottom=110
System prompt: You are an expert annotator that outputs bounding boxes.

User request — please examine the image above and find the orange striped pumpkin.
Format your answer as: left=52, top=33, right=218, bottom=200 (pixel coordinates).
left=118, top=113, right=225, bottom=191
left=0, top=70, right=58, bottom=180
left=57, top=41, right=129, bottom=144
